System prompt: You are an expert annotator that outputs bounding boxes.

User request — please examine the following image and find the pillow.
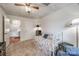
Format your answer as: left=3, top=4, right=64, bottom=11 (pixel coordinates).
left=65, top=46, right=79, bottom=56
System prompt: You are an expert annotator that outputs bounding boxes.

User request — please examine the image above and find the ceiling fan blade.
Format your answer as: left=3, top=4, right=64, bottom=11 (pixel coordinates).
left=25, top=3, right=31, bottom=6
left=32, top=6, right=39, bottom=9
left=15, top=3, right=25, bottom=6
left=42, top=3, right=50, bottom=6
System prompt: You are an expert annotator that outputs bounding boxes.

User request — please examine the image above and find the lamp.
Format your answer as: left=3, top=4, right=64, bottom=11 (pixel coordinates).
left=34, top=25, right=42, bottom=31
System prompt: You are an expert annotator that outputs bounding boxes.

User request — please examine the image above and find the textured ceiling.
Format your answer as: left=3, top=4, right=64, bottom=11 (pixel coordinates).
left=0, top=3, right=77, bottom=18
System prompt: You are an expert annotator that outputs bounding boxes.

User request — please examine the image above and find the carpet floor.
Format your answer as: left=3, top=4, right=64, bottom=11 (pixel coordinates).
left=6, top=39, right=48, bottom=56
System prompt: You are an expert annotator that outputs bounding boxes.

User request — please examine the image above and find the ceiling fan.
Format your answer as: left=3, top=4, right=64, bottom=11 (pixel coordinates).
left=15, top=3, right=39, bottom=13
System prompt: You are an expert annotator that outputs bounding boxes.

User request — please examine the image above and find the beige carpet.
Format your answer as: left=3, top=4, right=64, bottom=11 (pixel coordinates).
left=6, top=39, right=47, bottom=56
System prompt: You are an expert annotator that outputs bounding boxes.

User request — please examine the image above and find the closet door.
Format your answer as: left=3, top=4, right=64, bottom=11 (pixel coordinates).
left=63, top=27, right=76, bottom=47
left=0, top=14, right=3, bottom=42
left=78, top=26, right=79, bottom=48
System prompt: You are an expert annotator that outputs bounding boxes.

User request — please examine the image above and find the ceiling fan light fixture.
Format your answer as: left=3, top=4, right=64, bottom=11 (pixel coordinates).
left=25, top=6, right=31, bottom=12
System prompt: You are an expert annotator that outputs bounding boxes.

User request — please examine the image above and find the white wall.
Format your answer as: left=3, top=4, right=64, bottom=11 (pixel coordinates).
left=7, top=15, right=40, bottom=41
left=41, top=4, right=79, bottom=47
left=0, top=7, right=6, bottom=42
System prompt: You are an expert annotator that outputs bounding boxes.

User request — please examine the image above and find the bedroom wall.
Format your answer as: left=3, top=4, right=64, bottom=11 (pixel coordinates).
left=40, top=4, right=79, bottom=47
left=0, top=7, right=6, bottom=42
left=0, top=4, right=79, bottom=48
left=7, top=15, right=40, bottom=41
